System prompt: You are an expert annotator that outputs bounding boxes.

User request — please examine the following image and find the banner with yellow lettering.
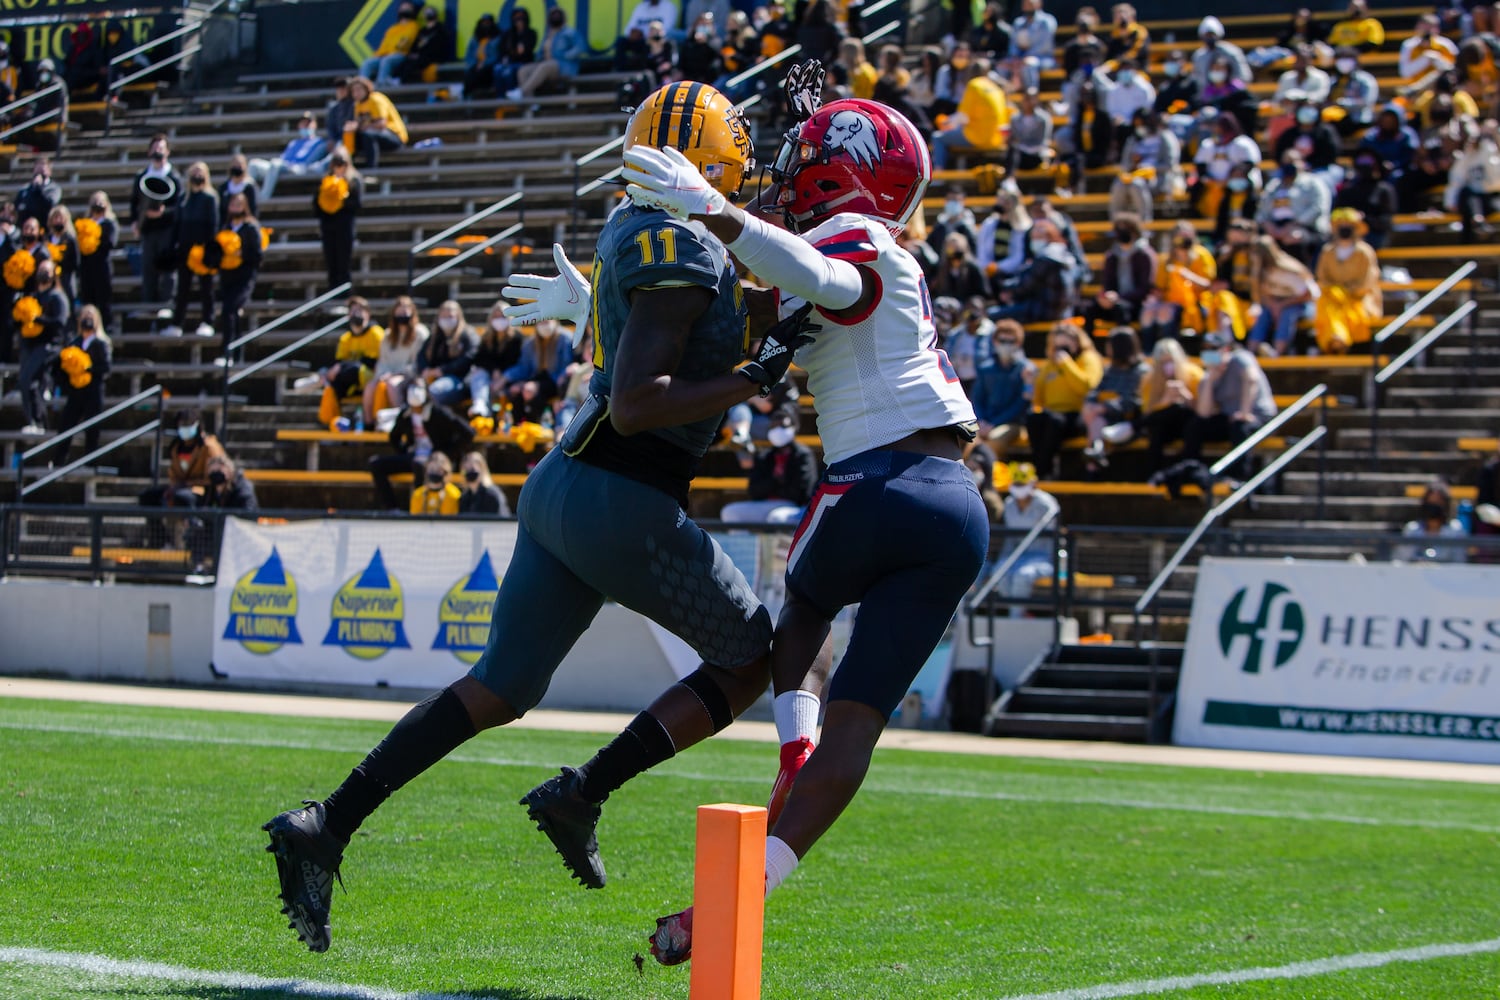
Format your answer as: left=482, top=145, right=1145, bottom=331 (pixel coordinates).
left=0, top=0, right=179, bottom=66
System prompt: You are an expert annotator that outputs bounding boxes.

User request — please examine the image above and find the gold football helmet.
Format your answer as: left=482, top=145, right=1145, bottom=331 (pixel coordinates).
left=622, top=81, right=755, bottom=199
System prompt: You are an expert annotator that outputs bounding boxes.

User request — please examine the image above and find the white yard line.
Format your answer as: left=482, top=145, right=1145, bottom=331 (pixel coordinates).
left=0, top=946, right=490, bottom=999
left=997, top=937, right=1500, bottom=1000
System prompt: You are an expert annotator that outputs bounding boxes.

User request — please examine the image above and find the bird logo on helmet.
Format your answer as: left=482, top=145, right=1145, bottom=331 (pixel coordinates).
left=770, top=97, right=931, bottom=235
left=621, top=81, right=755, bottom=200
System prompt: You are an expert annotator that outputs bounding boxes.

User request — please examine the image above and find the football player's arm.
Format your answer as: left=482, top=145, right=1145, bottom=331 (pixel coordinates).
left=609, top=284, right=761, bottom=437
left=701, top=207, right=875, bottom=320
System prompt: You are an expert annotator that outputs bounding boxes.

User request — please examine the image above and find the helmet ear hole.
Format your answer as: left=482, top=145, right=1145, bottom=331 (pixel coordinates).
left=816, top=179, right=841, bottom=192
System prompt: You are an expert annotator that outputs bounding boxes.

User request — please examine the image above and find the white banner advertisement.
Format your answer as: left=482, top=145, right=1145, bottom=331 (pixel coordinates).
left=1175, top=557, right=1500, bottom=765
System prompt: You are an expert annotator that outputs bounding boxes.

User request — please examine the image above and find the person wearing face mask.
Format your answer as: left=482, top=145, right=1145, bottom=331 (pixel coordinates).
left=1398, top=13, right=1455, bottom=93
left=991, top=219, right=1080, bottom=326
left=501, top=318, right=574, bottom=422
left=251, top=112, right=330, bottom=201
left=932, top=41, right=976, bottom=118
left=313, top=147, right=362, bottom=293
left=399, top=4, right=454, bottom=85
left=971, top=319, right=1035, bottom=457
left=365, top=295, right=430, bottom=425
left=15, top=157, right=60, bottom=229
left=1191, top=17, right=1250, bottom=92
left=1326, top=47, right=1379, bottom=135
left=1333, top=154, right=1394, bottom=249
left=932, top=232, right=987, bottom=301
left=1255, top=151, right=1330, bottom=266
left=43, top=205, right=79, bottom=304
left=1357, top=106, right=1419, bottom=183
left=1153, top=50, right=1200, bottom=125
left=1246, top=234, right=1318, bottom=356
left=1, top=214, right=48, bottom=367
left=130, top=133, right=183, bottom=308
left=466, top=302, right=523, bottom=420
left=16, top=257, right=70, bottom=435
left=1025, top=321, right=1103, bottom=479
left=1273, top=46, right=1331, bottom=107
left=494, top=7, right=539, bottom=96
left=1273, top=93, right=1342, bottom=184
left=995, top=461, right=1060, bottom=608
left=212, top=191, right=263, bottom=361
left=417, top=299, right=479, bottom=409
left=139, top=408, right=225, bottom=510
left=314, top=295, right=385, bottom=430
left=463, top=14, right=501, bottom=96
left=63, top=18, right=108, bottom=100
left=1104, top=3, right=1150, bottom=68
left=1312, top=208, right=1381, bottom=356
left=1110, top=109, right=1181, bottom=222
left=76, top=191, right=118, bottom=327
left=1180, top=330, right=1277, bottom=481
left=507, top=6, right=584, bottom=102
left=360, top=1, right=422, bottom=87
left=1083, top=212, right=1155, bottom=338
left=219, top=155, right=259, bottom=229
left=1090, top=57, right=1155, bottom=147
left=1197, top=56, right=1256, bottom=140
left=1140, top=337, right=1204, bottom=473
left=1005, top=88, right=1054, bottom=175
left=720, top=410, right=821, bottom=524
left=1213, top=164, right=1260, bottom=246
left=677, top=15, right=725, bottom=86
left=18, top=59, right=65, bottom=153
left=1140, top=221, right=1214, bottom=346
left=1080, top=327, right=1149, bottom=472
left=974, top=181, right=1032, bottom=285
left=165, top=160, right=219, bottom=339
left=410, top=452, right=463, bottom=516
left=929, top=185, right=979, bottom=261
left=370, top=377, right=473, bottom=512
left=1395, top=481, right=1468, bottom=564
left=457, top=451, right=511, bottom=516
left=52, top=304, right=112, bottom=465
left=1444, top=122, right=1500, bottom=241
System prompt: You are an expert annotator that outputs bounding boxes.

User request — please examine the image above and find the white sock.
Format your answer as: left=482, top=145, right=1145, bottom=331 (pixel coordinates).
left=773, top=689, right=820, bottom=745
left=764, top=835, right=800, bottom=895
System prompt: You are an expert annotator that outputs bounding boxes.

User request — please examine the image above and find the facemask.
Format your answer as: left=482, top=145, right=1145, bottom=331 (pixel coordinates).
left=995, top=342, right=1017, bottom=363
left=438, top=316, right=457, bottom=333
left=179, top=423, right=199, bottom=441
left=973, top=469, right=988, bottom=488
left=394, top=313, right=412, bottom=324
left=1336, top=58, right=1356, bottom=74
left=350, top=312, right=368, bottom=328
left=37, top=72, right=50, bottom=83
left=1111, top=345, right=1134, bottom=363
left=50, top=222, right=63, bottom=232
left=1135, top=125, right=1147, bottom=138
left=1010, top=484, right=1035, bottom=500
left=490, top=317, right=508, bottom=332
left=427, top=472, right=445, bottom=485
left=1336, top=225, right=1355, bottom=239
left=81, top=319, right=95, bottom=331
left=299, top=127, right=316, bottom=139
left=1296, top=107, right=1318, bottom=125
left=767, top=426, right=797, bottom=448
left=1421, top=502, right=1446, bottom=522
left=1355, top=160, right=1375, bottom=175
left=1030, top=237, right=1048, bottom=255
left=464, top=469, right=480, bottom=482
left=951, top=56, right=970, bottom=69
left=1159, top=360, right=1175, bottom=378
left=22, top=232, right=36, bottom=244
left=209, top=470, right=227, bottom=486
left=0, top=60, right=9, bottom=69
left=1118, top=70, right=1135, bottom=85
left=1280, top=165, right=1298, bottom=180
left=1227, top=177, right=1250, bottom=192
left=945, top=198, right=964, bottom=215
left=150, top=150, right=166, bottom=162
left=1209, top=70, right=1227, bottom=84
left=1200, top=350, right=1222, bottom=368
left=1163, top=61, right=1181, bottom=77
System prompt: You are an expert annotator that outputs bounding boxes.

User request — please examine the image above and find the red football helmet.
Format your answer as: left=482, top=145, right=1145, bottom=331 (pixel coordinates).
left=769, top=98, right=931, bottom=234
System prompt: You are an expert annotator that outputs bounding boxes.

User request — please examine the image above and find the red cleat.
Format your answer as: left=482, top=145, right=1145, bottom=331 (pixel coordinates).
left=766, top=736, right=814, bottom=828
left=650, top=906, right=694, bottom=966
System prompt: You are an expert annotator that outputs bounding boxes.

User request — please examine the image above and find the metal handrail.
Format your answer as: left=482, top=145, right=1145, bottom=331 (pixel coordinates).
left=966, top=508, right=1059, bottom=612
left=1209, top=382, right=1325, bottom=477
left=725, top=43, right=803, bottom=90
left=576, top=135, right=625, bottom=172
left=18, top=385, right=162, bottom=469
left=109, top=43, right=201, bottom=94
left=20, top=420, right=162, bottom=497
left=860, top=21, right=900, bottom=44
left=1371, top=260, right=1476, bottom=345
left=227, top=318, right=346, bottom=386
left=1376, top=299, right=1476, bottom=385
left=411, top=221, right=523, bottom=288
left=0, top=106, right=63, bottom=143
left=108, top=0, right=227, bottom=67
left=0, top=82, right=62, bottom=122
left=228, top=281, right=352, bottom=353
left=407, top=191, right=523, bottom=290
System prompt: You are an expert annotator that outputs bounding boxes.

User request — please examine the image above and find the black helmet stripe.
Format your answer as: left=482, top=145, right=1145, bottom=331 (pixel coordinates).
left=654, top=82, right=689, bottom=148
left=677, top=82, right=705, bottom=150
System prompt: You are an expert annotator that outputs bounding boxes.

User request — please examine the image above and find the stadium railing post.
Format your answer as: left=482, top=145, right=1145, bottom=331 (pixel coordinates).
left=689, top=803, right=766, bottom=1000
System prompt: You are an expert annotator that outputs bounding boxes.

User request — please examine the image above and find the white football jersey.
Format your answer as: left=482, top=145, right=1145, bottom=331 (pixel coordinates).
left=784, top=213, right=975, bottom=465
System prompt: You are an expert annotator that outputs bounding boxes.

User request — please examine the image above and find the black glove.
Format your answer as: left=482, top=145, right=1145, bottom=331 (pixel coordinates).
left=739, top=302, right=819, bottom=396
left=783, top=60, right=826, bottom=121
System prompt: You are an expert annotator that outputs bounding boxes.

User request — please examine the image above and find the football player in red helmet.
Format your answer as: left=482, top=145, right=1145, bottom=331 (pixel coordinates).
left=628, top=91, right=990, bottom=967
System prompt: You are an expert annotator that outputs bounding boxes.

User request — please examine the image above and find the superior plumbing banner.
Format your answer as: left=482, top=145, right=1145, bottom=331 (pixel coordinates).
left=210, top=516, right=782, bottom=688
left=1175, top=557, right=1500, bottom=765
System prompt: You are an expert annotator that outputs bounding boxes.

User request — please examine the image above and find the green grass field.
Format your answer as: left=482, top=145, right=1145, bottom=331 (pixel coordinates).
left=2, top=695, right=1498, bottom=1000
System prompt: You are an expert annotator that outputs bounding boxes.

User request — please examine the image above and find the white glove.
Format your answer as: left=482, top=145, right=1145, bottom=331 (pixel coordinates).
left=623, top=144, right=726, bottom=220
left=501, top=243, right=592, bottom=347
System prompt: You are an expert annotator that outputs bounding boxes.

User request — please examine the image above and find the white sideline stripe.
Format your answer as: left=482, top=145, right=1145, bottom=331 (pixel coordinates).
left=3, top=719, right=1499, bottom=834
left=996, top=937, right=1500, bottom=1000
left=0, top=946, right=488, bottom=999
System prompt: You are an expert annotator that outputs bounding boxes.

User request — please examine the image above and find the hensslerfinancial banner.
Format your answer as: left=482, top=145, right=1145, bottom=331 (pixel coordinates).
left=1175, top=557, right=1500, bottom=765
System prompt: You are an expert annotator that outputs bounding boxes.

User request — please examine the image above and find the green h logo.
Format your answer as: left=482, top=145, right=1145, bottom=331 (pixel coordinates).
left=1219, top=583, right=1305, bottom=674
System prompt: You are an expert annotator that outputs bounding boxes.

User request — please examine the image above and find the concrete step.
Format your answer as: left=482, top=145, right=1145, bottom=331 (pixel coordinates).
left=985, top=713, right=1151, bottom=742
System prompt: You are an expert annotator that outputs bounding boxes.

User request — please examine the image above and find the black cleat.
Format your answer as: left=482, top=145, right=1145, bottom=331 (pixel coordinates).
left=262, top=800, right=345, bottom=952
left=520, top=766, right=606, bottom=889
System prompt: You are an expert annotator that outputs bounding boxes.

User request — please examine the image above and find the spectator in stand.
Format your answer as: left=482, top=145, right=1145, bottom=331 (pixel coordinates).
left=897, top=205, right=940, bottom=280
left=251, top=112, right=330, bottom=201
left=833, top=37, right=875, bottom=99
left=16, top=257, right=69, bottom=436
left=1093, top=58, right=1155, bottom=147
left=932, top=232, right=988, bottom=302
left=419, top=299, right=479, bottom=408
left=1026, top=321, right=1102, bottom=478
left=1083, top=212, right=1154, bottom=338
left=1445, top=119, right=1500, bottom=240
left=1274, top=46, right=1331, bottom=105
left=370, top=378, right=473, bottom=511
left=325, top=77, right=354, bottom=146
left=1327, top=0, right=1385, bottom=52
left=17, top=60, right=65, bottom=153
left=1419, top=69, right=1480, bottom=129
left=947, top=297, right=992, bottom=394
left=795, top=0, right=840, bottom=66
left=971, top=3, right=1013, bottom=63
left=347, top=76, right=408, bottom=168
left=1275, top=91, right=1344, bottom=189
left=930, top=186, right=978, bottom=258
left=995, top=462, right=1060, bottom=605
left=313, top=147, right=361, bottom=293
left=554, top=334, right=594, bottom=429
left=964, top=442, right=1006, bottom=524
left=972, top=319, right=1034, bottom=457
left=1335, top=152, right=1396, bottom=249
left=467, top=303, right=522, bottom=419
left=684, top=0, right=729, bottom=38
left=1032, top=197, right=1090, bottom=287
left=1250, top=9, right=1327, bottom=69
left=1009, top=0, right=1058, bottom=91
left=1080, top=326, right=1149, bottom=474
left=76, top=191, right=116, bottom=328
left=870, top=44, right=926, bottom=134
left=678, top=14, right=725, bottom=85
left=43, top=205, right=78, bottom=304
left=166, top=161, right=218, bottom=340
left=1256, top=151, right=1330, bottom=265
left=908, top=47, right=944, bottom=118
left=1313, top=208, right=1381, bottom=356
left=1198, top=57, right=1257, bottom=137
left=140, top=407, right=224, bottom=509
left=364, top=295, right=429, bottom=424
left=1210, top=219, right=1256, bottom=340
left=1213, top=161, right=1261, bottom=245
left=1399, top=14, right=1456, bottom=96
left=1246, top=235, right=1318, bottom=356
left=991, top=218, right=1078, bottom=326
left=1061, top=8, right=1105, bottom=80
left=624, top=0, right=679, bottom=37
left=1006, top=89, right=1053, bottom=174
left=1105, top=3, right=1149, bottom=68
left=459, top=451, right=511, bottom=516
left=639, top=20, right=680, bottom=86
left=1141, top=220, right=1216, bottom=345
left=401, top=5, right=453, bottom=84
left=190, top=453, right=259, bottom=567
left=510, top=6, right=585, bottom=101
left=975, top=181, right=1031, bottom=287
left=16, top=158, right=59, bottom=229
left=1395, top=480, right=1468, bottom=563
left=1359, top=105, right=1419, bottom=192
left=410, top=452, right=463, bottom=516
left=1180, top=330, right=1276, bottom=481
left=1327, top=47, right=1381, bottom=136
left=494, top=6, right=538, bottom=96
left=359, top=1, right=421, bottom=88
left=1155, top=50, right=1199, bottom=126
left=463, top=14, right=500, bottom=96
left=130, top=133, right=183, bottom=310
left=931, top=60, right=1010, bottom=170
left=212, top=191, right=262, bottom=360
left=1192, top=17, right=1251, bottom=91
left=315, top=295, right=384, bottom=430
left=503, top=318, right=573, bottom=421
left=1055, top=78, right=1114, bottom=197
left=220, top=154, right=258, bottom=228
left=721, top=410, right=820, bottom=524
left=52, top=305, right=110, bottom=464
left=1110, top=108, right=1180, bottom=221
left=1456, top=37, right=1500, bottom=120
left=1140, top=338, right=1203, bottom=474
left=932, top=41, right=978, bottom=118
